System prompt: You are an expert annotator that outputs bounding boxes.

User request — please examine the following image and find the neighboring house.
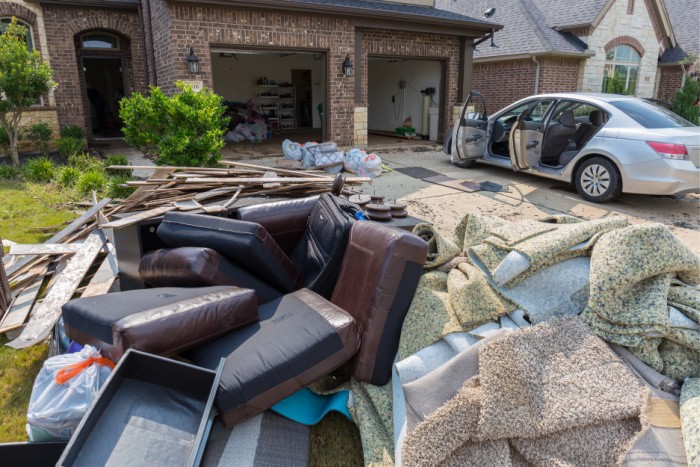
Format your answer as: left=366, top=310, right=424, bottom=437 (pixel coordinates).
left=0, top=0, right=499, bottom=147
left=437, top=0, right=696, bottom=112
left=657, top=0, right=700, bottom=102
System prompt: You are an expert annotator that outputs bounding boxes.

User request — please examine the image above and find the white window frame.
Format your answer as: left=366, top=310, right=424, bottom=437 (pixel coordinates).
left=604, top=44, right=641, bottom=94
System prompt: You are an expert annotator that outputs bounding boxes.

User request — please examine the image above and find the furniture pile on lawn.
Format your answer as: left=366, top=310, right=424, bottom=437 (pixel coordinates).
left=0, top=170, right=698, bottom=466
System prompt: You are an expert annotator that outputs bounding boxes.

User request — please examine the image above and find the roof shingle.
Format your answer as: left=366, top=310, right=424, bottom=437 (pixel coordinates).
left=659, top=0, right=700, bottom=64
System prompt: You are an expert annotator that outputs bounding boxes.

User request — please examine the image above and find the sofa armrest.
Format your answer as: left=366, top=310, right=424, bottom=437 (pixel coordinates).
left=237, top=196, right=318, bottom=254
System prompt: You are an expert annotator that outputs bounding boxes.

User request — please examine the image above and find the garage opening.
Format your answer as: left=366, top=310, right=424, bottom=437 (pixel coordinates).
left=210, top=48, right=326, bottom=157
left=368, top=58, right=444, bottom=145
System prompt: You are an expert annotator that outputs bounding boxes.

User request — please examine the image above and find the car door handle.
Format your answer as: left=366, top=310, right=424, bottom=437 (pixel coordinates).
left=465, top=134, right=482, bottom=143
left=526, top=140, right=539, bottom=150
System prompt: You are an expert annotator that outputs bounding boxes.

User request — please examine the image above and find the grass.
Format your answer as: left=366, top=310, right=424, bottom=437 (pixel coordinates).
left=0, top=180, right=79, bottom=442
left=0, top=180, right=366, bottom=464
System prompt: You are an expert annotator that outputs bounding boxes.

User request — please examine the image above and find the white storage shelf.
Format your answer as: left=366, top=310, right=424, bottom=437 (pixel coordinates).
left=257, top=84, right=295, bottom=131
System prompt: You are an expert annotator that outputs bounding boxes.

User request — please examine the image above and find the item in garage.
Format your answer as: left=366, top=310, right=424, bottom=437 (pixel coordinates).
left=27, top=345, right=113, bottom=441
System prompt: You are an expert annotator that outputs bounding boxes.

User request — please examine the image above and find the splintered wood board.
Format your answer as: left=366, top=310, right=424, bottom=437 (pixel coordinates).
left=7, top=232, right=106, bottom=349
left=81, top=245, right=118, bottom=298
left=8, top=243, right=82, bottom=256
left=100, top=206, right=176, bottom=229
left=0, top=267, right=47, bottom=333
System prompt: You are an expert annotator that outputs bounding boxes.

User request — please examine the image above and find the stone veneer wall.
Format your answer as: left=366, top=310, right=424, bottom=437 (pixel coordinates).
left=353, top=107, right=367, bottom=147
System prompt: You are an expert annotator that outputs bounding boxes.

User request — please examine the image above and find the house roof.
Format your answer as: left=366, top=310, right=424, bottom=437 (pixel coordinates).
left=659, top=0, right=700, bottom=64
left=435, top=0, right=590, bottom=60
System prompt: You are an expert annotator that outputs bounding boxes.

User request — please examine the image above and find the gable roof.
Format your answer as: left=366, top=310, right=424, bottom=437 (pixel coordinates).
left=659, top=0, right=700, bottom=64
left=435, top=0, right=590, bottom=60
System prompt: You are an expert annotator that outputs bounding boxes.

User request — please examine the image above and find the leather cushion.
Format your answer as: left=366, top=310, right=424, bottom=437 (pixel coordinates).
left=139, top=247, right=283, bottom=304
left=157, top=212, right=301, bottom=293
left=331, top=222, right=428, bottom=385
left=188, top=288, right=360, bottom=426
left=63, top=286, right=259, bottom=361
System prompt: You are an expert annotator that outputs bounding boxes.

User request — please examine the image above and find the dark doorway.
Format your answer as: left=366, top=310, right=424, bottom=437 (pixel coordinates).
left=292, top=69, right=313, bottom=128
left=82, top=57, right=125, bottom=138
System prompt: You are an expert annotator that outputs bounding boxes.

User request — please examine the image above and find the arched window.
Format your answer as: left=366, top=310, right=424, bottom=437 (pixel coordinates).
left=0, top=17, right=34, bottom=50
left=602, top=44, right=640, bottom=94
left=81, top=33, right=119, bottom=50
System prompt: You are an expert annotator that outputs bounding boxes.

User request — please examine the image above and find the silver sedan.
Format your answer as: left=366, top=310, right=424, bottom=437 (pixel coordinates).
left=445, top=92, right=700, bottom=203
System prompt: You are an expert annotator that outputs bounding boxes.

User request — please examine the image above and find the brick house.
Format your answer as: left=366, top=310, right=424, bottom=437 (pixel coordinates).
left=1, top=0, right=499, bottom=147
left=437, top=0, right=698, bottom=113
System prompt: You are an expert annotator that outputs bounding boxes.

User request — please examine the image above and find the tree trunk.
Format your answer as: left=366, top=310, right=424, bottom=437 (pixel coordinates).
left=9, top=133, right=19, bottom=166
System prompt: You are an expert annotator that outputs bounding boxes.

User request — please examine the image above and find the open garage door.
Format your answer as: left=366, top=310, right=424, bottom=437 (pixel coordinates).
left=210, top=48, right=327, bottom=153
left=368, top=58, right=444, bottom=145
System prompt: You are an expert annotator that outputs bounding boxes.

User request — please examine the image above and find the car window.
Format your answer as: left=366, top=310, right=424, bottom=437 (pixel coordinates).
left=497, top=103, right=530, bottom=124
left=609, top=99, right=695, bottom=128
left=551, top=101, right=604, bottom=123
left=523, top=100, right=554, bottom=122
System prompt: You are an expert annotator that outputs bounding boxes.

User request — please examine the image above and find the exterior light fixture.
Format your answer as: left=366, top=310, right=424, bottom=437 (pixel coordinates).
left=187, top=47, right=200, bottom=75
left=342, top=54, right=353, bottom=77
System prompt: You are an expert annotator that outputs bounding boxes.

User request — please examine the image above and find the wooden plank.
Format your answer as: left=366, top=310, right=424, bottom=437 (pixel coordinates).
left=0, top=267, right=47, bottom=333
left=7, top=232, right=106, bottom=349
left=0, top=239, right=11, bottom=316
left=221, top=160, right=330, bottom=179
left=8, top=243, right=82, bottom=256
left=185, top=177, right=336, bottom=184
left=262, top=171, right=282, bottom=189
left=6, top=198, right=111, bottom=277
left=100, top=205, right=177, bottom=229
left=81, top=245, right=118, bottom=298
left=124, top=167, right=176, bottom=204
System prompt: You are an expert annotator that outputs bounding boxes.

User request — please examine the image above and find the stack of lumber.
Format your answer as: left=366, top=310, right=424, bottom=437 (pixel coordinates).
left=0, top=161, right=370, bottom=350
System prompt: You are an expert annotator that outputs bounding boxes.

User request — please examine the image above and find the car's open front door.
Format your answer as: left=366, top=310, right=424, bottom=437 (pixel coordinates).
left=452, top=91, right=488, bottom=162
left=508, top=99, right=552, bottom=171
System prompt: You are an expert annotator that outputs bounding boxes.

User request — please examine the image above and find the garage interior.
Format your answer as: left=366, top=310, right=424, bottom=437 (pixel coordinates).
left=368, top=58, right=444, bottom=144
left=210, top=49, right=325, bottom=153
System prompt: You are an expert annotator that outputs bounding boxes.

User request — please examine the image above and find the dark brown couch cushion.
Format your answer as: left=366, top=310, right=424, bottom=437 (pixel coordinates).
left=331, top=222, right=428, bottom=385
left=157, top=212, right=301, bottom=293
left=139, top=247, right=283, bottom=304
left=188, top=288, right=360, bottom=426
left=63, top=286, right=259, bottom=361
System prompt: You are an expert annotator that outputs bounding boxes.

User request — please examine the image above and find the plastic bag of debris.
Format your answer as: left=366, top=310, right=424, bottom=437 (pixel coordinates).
left=301, top=142, right=318, bottom=168
left=344, top=148, right=382, bottom=177
left=26, top=345, right=114, bottom=441
left=282, top=139, right=303, bottom=160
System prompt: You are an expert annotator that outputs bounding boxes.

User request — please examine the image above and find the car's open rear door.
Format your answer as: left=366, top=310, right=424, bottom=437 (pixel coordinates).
left=508, top=100, right=550, bottom=171
left=452, top=91, right=488, bottom=162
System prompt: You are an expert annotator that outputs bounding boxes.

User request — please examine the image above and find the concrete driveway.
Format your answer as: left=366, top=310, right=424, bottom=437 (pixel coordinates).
left=361, top=147, right=700, bottom=253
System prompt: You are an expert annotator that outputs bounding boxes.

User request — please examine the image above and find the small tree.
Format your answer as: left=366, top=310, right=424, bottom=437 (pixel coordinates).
left=0, top=18, right=56, bottom=166
left=120, top=82, right=230, bottom=167
left=672, top=75, right=699, bottom=125
left=605, top=70, right=628, bottom=95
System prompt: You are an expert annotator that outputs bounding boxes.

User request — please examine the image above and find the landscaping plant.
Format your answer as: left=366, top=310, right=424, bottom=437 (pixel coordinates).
left=56, top=166, right=81, bottom=187
left=76, top=170, right=108, bottom=196
left=120, top=82, right=230, bottom=167
left=67, top=151, right=102, bottom=172
left=108, top=174, right=137, bottom=199
left=104, top=154, right=133, bottom=178
left=0, top=18, right=56, bottom=166
left=672, top=75, right=700, bottom=125
left=0, top=164, right=20, bottom=179
left=24, top=122, right=53, bottom=157
left=57, top=137, right=86, bottom=160
left=22, top=157, right=54, bottom=183
left=59, top=125, right=85, bottom=140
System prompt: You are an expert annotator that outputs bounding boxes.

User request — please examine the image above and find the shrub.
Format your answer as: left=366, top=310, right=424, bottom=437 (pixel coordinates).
left=76, top=170, right=108, bottom=196
left=108, top=174, right=137, bottom=199
left=23, top=123, right=53, bottom=156
left=0, top=127, right=9, bottom=158
left=59, top=125, right=85, bottom=139
left=56, top=166, right=81, bottom=187
left=672, top=76, right=700, bottom=125
left=0, top=164, right=21, bottom=179
left=67, top=152, right=104, bottom=173
left=120, top=82, right=230, bottom=167
left=22, top=157, right=55, bottom=183
left=104, top=154, right=133, bottom=177
left=57, top=137, right=86, bottom=159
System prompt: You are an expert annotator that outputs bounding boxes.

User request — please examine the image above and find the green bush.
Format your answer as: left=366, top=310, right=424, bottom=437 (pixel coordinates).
left=22, top=157, right=55, bottom=183
left=67, top=152, right=103, bottom=172
left=672, top=77, right=700, bottom=125
left=120, top=82, right=230, bottom=167
left=0, top=128, right=9, bottom=158
left=108, top=174, right=137, bottom=199
left=0, top=164, right=21, bottom=179
left=23, top=123, right=53, bottom=156
left=76, top=170, right=108, bottom=196
left=57, top=137, right=86, bottom=159
left=56, top=166, right=81, bottom=187
left=59, top=125, right=85, bottom=139
left=104, top=154, right=133, bottom=177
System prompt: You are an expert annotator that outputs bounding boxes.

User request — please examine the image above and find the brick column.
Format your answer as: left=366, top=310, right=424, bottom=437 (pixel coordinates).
left=353, top=106, right=368, bottom=148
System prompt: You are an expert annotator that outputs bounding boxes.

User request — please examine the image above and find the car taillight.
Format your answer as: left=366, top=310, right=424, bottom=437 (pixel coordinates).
left=646, top=141, right=689, bottom=160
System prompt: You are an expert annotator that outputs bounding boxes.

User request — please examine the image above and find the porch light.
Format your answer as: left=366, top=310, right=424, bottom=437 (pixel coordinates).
left=342, top=54, right=353, bottom=77
left=187, top=47, right=200, bottom=75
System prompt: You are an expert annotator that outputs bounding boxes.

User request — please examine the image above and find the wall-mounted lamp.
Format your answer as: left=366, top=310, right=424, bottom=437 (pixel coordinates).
left=342, top=54, right=353, bottom=77
left=187, top=47, right=200, bottom=75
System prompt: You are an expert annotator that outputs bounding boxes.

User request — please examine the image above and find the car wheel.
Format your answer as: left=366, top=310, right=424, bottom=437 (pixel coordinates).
left=574, top=157, right=621, bottom=203
left=453, top=158, right=476, bottom=169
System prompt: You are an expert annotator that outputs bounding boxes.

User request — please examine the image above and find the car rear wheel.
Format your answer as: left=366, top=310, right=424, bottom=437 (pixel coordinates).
left=574, top=157, right=621, bottom=203
left=453, top=158, right=476, bottom=169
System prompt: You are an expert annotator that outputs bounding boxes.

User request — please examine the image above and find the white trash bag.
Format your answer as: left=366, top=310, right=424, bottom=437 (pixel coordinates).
left=344, top=148, right=383, bottom=177
left=27, top=345, right=114, bottom=441
left=282, top=139, right=303, bottom=160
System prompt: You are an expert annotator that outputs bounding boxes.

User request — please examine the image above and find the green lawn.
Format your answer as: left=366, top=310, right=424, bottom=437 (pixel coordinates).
left=0, top=179, right=364, bottom=464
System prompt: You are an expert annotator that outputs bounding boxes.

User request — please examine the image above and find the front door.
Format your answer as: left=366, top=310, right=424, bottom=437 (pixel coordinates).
left=82, top=57, right=125, bottom=138
left=509, top=99, right=554, bottom=171
left=452, top=91, right=488, bottom=161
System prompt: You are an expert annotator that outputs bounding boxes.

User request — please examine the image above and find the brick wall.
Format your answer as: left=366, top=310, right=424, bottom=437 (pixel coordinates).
left=538, top=57, right=583, bottom=94
left=361, top=28, right=461, bottom=139
left=164, top=4, right=356, bottom=144
left=473, top=59, right=537, bottom=112
left=144, top=0, right=174, bottom=92
left=656, top=65, right=683, bottom=102
left=41, top=4, right=147, bottom=130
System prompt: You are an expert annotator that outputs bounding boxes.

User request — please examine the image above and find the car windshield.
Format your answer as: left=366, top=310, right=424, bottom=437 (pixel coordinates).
left=609, top=99, right=695, bottom=128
